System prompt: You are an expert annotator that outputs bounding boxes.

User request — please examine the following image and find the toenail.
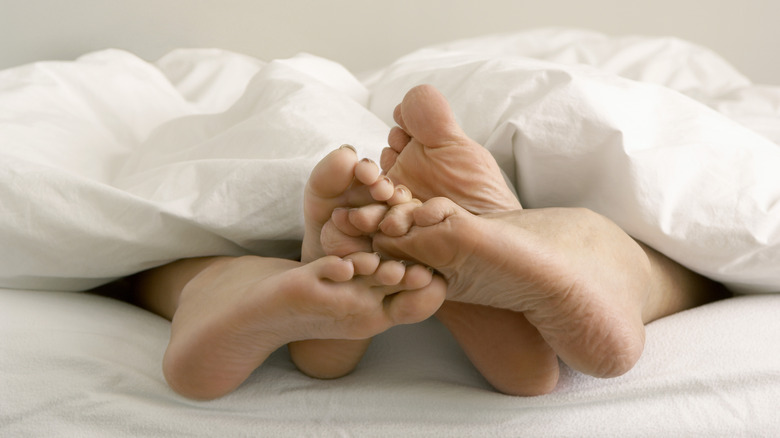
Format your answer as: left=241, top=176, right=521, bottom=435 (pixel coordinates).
left=339, top=144, right=356, bottom=152
left=382, top=176, right=393, bottom=185
left=395, top=186, right=408, bottom=197
left=360, top=157, right=376, bottom=164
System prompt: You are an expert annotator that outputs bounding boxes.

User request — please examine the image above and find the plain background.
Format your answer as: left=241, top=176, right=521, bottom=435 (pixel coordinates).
left=1, top=0, right=778, bottom=85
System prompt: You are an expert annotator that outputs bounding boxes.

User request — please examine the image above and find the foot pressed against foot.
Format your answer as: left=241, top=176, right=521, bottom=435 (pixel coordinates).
left=164, top=252, right=444, bottom=400
left=294, top=145, right=389, bottom=378
left=372, top=197, right=657, bottom=379
left=301, top=144, right=394, bottom=262
left=377, top=84, right=558, bottom=395
left=292, top=145, right=444, bottom=379
left=331, top=199, right=560, bottom=395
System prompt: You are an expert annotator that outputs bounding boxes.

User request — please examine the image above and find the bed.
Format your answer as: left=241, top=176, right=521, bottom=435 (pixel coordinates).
left=2, top=2, right=780, bottom=437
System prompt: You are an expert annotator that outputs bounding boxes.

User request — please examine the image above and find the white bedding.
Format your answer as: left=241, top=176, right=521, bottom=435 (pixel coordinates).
left=2, top=287, right=779, bottom=437
left=1, top=29, right=779, bottom=436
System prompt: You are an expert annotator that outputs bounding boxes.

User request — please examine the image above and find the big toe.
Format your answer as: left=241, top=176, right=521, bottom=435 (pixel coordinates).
left=412, top=197, right=465, bottom=227
left=306, top=145, right=359, bottom=203
left=399, top=84, right=467, bottom=147
left=385, top=275, right=447, bottom=325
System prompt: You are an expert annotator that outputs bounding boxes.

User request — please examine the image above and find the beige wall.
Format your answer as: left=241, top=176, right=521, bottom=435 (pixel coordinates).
left=1, top=0, right=778, bottom=84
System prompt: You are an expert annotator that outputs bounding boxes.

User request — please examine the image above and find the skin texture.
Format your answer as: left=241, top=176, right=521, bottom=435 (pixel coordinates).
left=379, top=84, right=561, bottom=394
left=372, top=199, right=649, bottom=378
left=343, top=84, right=728, bottom=390
left=129, top=85, right=728, bottom=399
left=289, top=144, right=446, bottom=380
left=133, top=146, right=446, bottom=400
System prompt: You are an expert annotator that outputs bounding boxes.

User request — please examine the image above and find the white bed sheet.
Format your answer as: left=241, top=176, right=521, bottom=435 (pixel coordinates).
left=2, top=287, right=779, bottom=437
left=2, top=29, right=780, bottom=436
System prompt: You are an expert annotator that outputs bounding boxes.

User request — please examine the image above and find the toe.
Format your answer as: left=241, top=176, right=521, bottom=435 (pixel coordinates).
left=413, top=197, right=463, bottom=227
left=387, top=185, right=413, bottom=206
left=399, top=84, right=467, bottom=148
left=312, top=255, right=356, bottom=282
left=368, top=176, right=394, bottom=201
left=343, top=252, right=381, bottom=276
left=331, top=208, right=365, bottom=237
left=373, top=260, right=406, bottom=286
left=306, top=145, right=359, bottom=201
left=379, top=201, right=421, bottom=236
left=380, top=147, right=399, bottom=173
left=392, top=103, right=408, bottom=131
left=384, top=275, right=446, bottom=324
left=320, top=220, right=372, bottom=257
left=388, top=126, right=411, bottom=153
left=355, top=158, right=381, bottom=185
left=400, top=264, right=434, bottom=290
left=347, top=203, right=388, bottom=233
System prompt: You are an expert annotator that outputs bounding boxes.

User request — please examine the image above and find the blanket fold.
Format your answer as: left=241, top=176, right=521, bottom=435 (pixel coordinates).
left=1, top=29, right=778, bottom=293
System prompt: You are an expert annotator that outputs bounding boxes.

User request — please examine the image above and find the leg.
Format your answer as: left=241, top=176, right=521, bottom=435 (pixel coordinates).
left=374, top=197, right=728, bottom=378
left=379, top=84, right=559, bottom=395
left=291, top=145, right=443, bottom=379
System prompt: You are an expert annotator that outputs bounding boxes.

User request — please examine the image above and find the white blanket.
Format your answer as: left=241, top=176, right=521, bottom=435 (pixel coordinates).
left=0, top=50, right=385, bottom=290
left=1, top=30, right=778, bottom=294
left=1, top=28, right=780, bottom=436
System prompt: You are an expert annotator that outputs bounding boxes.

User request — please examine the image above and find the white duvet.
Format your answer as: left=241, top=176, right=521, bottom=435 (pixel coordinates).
left=1, top=29, right=778, bottom=294
left=1, top=29, right=780, bottom=436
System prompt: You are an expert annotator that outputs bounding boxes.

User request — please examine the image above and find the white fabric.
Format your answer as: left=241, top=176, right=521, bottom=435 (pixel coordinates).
left=414, top=28, right=753, bottom=99
left=2, top=287, right=779, bottom=437
left=366, top=33, right=780, bottom=294
left=2, top=28, right=780, bottom=436
left=0, top=50, right=386, bottom=290
left=2, top=30, right=779, bottom=293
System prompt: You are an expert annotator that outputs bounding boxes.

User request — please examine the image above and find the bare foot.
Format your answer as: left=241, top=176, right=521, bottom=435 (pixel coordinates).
left=164, top=252, right=444, bottom=400
left=374, top=197, right=659, bottom=379
left=291, top=145, right=445, bottom=379
left=330, top=198, right=560, bottom=395
left=378, top=84, right=558, bottom=395
left=301, top=144, right=394, bottom=262
left=381, top=84, right=522, bottom=214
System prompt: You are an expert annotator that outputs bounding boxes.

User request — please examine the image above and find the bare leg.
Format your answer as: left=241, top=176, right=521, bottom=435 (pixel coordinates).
left=374, top=197, right=728, bottom=378
left=291, top=145, right=446, bottom=379
left=379, top=84, right=558, bottom=395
